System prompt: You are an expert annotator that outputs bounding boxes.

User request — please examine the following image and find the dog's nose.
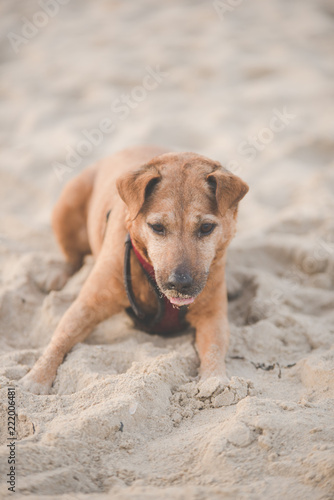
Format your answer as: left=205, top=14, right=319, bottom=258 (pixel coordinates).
left=166, top=270, right=194, bottom=293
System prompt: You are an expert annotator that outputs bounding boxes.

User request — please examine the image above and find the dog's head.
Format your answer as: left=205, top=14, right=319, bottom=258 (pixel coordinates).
left=117, top=152, right=248, bottom=306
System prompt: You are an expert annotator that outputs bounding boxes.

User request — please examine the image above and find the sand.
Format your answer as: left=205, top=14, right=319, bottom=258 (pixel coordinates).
left=0, top=0, right=334, bottom=498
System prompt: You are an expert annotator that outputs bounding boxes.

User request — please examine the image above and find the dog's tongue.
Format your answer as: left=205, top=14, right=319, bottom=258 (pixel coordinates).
left=169, top=297, right=195, bottom=306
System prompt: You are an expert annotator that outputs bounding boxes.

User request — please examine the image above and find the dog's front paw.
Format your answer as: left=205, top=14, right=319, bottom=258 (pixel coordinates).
left=197, top=376, right=252, bottom=407
left=197, top=375, right=229, bottom=398
left=20, top=371, right=52, bottom=395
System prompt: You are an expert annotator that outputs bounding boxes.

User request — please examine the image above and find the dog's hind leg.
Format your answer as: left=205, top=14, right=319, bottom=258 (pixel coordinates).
left=52, top=165, right=97, bottom=273
left=33, top=165, right=98, bottom=293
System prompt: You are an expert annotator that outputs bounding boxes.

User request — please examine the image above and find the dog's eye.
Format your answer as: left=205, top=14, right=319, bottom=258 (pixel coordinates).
left=149, top=223, right=165, bottom=235
left=199, top=223, right=216, bottom=236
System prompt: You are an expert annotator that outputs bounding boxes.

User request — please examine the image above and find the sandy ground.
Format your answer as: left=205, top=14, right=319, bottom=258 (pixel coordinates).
left=0, top=0, right=334, bottom=498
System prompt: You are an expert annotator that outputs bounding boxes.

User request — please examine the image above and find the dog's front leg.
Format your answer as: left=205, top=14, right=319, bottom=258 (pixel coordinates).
left=194, top=314, right=230, bottom=384
left=187, top=280, right=230, bottom=385
left=20, top=260, right=124, bottom=394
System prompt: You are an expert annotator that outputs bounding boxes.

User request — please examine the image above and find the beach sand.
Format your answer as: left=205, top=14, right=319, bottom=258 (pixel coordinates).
left=0, top=0, right=333, bottom=498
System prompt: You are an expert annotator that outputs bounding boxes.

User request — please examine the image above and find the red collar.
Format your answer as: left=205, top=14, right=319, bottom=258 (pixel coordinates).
left=130, top=240, right=155, bottom=278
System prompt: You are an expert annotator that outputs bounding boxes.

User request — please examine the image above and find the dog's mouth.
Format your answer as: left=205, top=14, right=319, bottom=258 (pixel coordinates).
left=161, top=288, right=200, bottom=307
left=156, top=276, right=206, bottom=308
left=158, top=284, right=205, bottom=307
left=168, top=296, right=195, bottom=306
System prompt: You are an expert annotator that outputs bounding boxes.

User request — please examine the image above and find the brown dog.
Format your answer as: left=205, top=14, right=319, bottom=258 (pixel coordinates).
left=21, top=146, right=248, bottom=394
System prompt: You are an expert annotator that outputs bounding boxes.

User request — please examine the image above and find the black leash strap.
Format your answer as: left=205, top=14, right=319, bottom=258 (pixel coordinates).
left=124, top=234, right=145, bottom=320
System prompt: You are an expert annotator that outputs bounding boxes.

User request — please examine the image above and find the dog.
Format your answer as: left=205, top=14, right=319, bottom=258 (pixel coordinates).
left=21, top=146, right=249, bottom=394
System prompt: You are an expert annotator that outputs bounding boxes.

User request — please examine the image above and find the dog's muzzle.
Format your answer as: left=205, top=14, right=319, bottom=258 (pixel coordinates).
left=159, top=268, right=206, bottom=306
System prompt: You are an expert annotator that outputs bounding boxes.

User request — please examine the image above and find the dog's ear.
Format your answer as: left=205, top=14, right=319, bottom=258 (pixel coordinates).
left=207, top=169, right=249, bottom=216
left=117, top=165, right=161, bottom=220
